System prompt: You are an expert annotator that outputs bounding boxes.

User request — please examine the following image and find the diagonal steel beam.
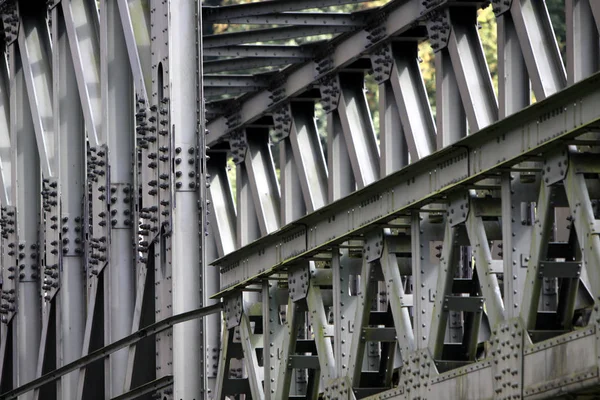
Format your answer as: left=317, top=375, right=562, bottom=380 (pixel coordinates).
left=0, top=48, right=11, bottom=206
left=222, top=11, right=367, bottom=26
left=203, top=0, right=371, bottom=22
left=116, top=0, right=152, bottom=100
left=510, top=0, right=567, bottom=99
left=18, top=11, right=55, bottom=178
left=203, top=25, right=356, bottom=48
left=61, top=0, right=102, bottom=146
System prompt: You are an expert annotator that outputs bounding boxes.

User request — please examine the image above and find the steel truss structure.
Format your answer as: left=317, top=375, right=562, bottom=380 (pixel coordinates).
left=0, top=0, right=600, bottom=399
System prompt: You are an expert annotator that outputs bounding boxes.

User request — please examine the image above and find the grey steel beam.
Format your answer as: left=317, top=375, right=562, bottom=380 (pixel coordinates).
left=519, top=183, right=553, bottom=331
left=510, top=0, right=567, bottom=99
left=170, top=0, right=202, bottom=397
left=327, top=111, right=355, bottom=202
left=213, top=69, right=600, bottom=295
left=52, top=7, right=86, bottom=400
left=10, top=42, right=42, bottom=400
left=207, top=154, right=237, bottom=257
left=497, top=12, right=529, bottom=118
left=280, top=137, right=306, bottom=224
left=204, top=44, right=314, bottom=58
left=203, top=25, right=355, bottom=49
left=0, top=48, right=11, bottom=206
left=566, top=0, right=599, bottom=85
left=236, top=162, right=261, bottom=247
left=18, top=8, right=55, bottom=178
left=205, top=74, right=270, bottom=88
left=288, top=102, right=328, bottom=212
left=222, top=12, right=366, bottom=26
left=116, top=0, right=152, bottom=100
left=389, top=42, right=436, bottom=160
left=337, top=72, right=379, bottom=188
left=204, top=57, right=299, bottom=73
left=435, top=48, right=466, bottom=148
left=205, top=0, right=422, bottom=145
left=61, top=0, right=103, bottom=146
left=203, top=0, right=370, bottom=22
left=379, top=79, right=407, bottom=175
left=0, top=303, right=222, bottom=399
left=244, top=128, right=281, bottom=235
left=100, top=0, right=135, bottom=396
left=447, top=9, right=498, bottom=132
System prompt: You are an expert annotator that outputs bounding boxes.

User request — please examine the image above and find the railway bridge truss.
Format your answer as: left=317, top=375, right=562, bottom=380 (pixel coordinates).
left=0, top=0, right=600, bottom=399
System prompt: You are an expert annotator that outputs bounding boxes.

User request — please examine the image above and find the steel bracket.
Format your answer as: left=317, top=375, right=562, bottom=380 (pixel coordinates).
left=42, top=177, right=60, bottom=300
left=315, top=52, right=334, bottom=76
left=491, top=0, right=512, bottom=17
left=1, top=1, right=18, bottom=46
left=61, top=213, right=83, bottom=257
left=370, top=44, right=393, bottom=84
left=230, top=130, right=247, bottom=164
left=323, top=376, right=352, bottom=400
left=491, top=319, right=524, bottom=400
left=268, top=84, right=286, bottom=107
left=109, top=183, right=133, bottom=229
left=399, top=350, right=431, bottom=399
left=17, top=240, right=39, bottom=282
left=225, top=293, right=243, bottom=329
left=272, top=103, right=292, bottom=142
left=288, top=263, right=310, bottom=302
left=0, top=206, right=17, bottom=324
left=542, top=150, right=569, bottom=186
left=448, top=192, right=470, bottom=227
left=89, top=144, right=109, bottom=277
left=364, top=229, right=384, bottom=263
left=420, top=0, right=444, bottom=15
left=425, top=8, right=451, bottom=52
left=365, top=14, right=387, bottom=48
left=173, top=143, right=198, bottom=192
left=156, top=99, right=173, bottom=234
left=319, top=75, right=341, bottom=114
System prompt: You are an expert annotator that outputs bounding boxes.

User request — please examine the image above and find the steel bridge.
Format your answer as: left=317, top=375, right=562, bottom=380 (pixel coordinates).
left=0, top=0, right=599, bottom=399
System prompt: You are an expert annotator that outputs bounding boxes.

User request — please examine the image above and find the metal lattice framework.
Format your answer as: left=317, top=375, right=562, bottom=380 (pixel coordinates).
left=1, top=0, right=600, bottom=399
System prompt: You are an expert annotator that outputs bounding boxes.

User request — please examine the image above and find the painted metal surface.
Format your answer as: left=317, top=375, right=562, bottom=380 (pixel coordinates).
left=0, top=1, right=600, bottom=399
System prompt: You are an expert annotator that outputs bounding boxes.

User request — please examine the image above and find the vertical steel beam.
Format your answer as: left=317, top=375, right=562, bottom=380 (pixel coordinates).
left=170, top=0, right=202, bottom=397
left=497, top=13, right=529, bottom=118
left=53, top=6, right=86, bottom=400
left=100, top=0, right=135, bottom=396
left=435, top=49, right=466, bottom=148
left=10, top=42, right=41, bottom=400
left=566, top=0, right=599, bottom=85
left=510, top=0, right=567, bottom=99
left=412, top=212, right=443, bottom=350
